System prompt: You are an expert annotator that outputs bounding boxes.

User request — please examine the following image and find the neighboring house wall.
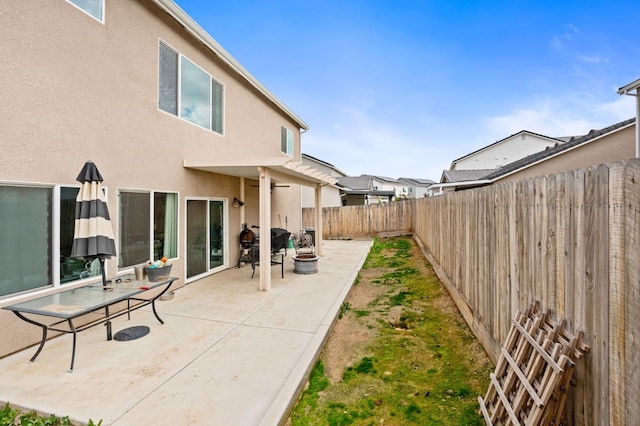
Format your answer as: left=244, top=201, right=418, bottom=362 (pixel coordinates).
left=495, top=123, right=636, bottom=183
left=453, top=132, right=561, bottom=170
left=300, top=184, right=342, bottom=209
left=398, top=178, right=436, bottom=198
left=300, top=155, right=344, bottom=208
left=371, top=177, right=399, bottom=201
left=414, top=187, right=429, bottom=198
left=344, top=194, right=367, bottom=206
left=0, top=0, right=307, bottom=356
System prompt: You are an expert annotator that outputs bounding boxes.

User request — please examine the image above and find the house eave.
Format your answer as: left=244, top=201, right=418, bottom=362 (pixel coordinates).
left=183, top=157, right=338, bottom=186
left=152, top=0, right=309, bottom=131
left=617, top=78, right=640, bottom=95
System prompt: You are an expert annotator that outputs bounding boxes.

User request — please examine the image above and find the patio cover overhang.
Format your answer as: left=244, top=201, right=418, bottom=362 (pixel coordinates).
left=184, top=157, right=337, bottom=291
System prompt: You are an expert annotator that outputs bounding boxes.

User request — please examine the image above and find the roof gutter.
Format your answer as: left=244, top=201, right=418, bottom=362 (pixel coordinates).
left=617, top=78, right=640, bottom=158
left=427, top=179, right=491, bottom=196
left=152, top=0, right=309, bottom=131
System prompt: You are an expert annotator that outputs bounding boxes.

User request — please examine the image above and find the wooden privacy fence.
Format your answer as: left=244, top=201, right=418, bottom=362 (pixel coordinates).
left=413, top=159, right=640, bottom=425
left=303, top=199, right=414, bottom=238
left=306, top=159, right=640, bottom=424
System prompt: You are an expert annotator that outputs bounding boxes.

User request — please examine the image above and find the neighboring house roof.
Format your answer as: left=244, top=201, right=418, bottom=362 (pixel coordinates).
left=554, top=135, right=583, bottom=143
left=429, top=117, right=636, bottom=196
left=371, top=175, right=399, bottom=183
left=302, top=153, right=348, bottom=177
left=302, top=153, right=334, bottom=169
left=153, top=0, right=308, bottom=131
left=336, top=175, right=373, bottom=190
left=451, top=130, right=564, bottom=164
left=441, top=169, right=496, bottom=183
left=482, top=117, right=636, bottom=180
left=398, top=177, right=435, bottom=186
left=340, top=189, right=396, bottom=197
left=338, top=175, right=435, bottom=193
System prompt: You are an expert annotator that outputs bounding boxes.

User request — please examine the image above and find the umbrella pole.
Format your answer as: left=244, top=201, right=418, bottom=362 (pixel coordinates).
left=100, top=258, right=113, bottom=341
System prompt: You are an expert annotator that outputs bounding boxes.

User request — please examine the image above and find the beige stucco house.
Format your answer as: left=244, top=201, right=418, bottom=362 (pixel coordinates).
left=488, top=118, right=635, bottom=183
left=427, top=118, right=636, bottom=195
left=450, top=130, right=564, bottom=171
left=0, top=0, right=336, bottom=357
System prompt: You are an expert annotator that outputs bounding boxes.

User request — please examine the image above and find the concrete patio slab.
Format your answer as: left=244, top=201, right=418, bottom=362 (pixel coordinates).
left=0, top=239, right=372, bottom=425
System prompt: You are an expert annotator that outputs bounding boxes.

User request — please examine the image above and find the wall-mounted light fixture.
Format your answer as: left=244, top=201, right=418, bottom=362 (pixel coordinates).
left=233, top=197, right=245, bottom=208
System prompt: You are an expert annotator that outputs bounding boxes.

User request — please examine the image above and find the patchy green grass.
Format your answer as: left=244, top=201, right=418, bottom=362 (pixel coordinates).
left=288, top=236, right=493, bottom=425
left=0, top=402, right=102, bottom=426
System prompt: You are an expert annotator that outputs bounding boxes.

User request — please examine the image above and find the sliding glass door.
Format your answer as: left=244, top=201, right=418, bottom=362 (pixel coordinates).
left=186, top=198, right=226, bottom=280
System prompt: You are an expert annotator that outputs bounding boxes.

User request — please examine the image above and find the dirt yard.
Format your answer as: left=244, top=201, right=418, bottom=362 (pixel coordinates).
left=288, top=237, right=494, bottom=425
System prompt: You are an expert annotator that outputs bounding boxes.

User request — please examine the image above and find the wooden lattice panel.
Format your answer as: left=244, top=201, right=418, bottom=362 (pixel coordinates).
left=478, top=303, right=589, bottom=425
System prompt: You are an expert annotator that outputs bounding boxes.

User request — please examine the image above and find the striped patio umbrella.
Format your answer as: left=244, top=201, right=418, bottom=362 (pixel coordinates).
left=71, top=161, right=117, bottom=338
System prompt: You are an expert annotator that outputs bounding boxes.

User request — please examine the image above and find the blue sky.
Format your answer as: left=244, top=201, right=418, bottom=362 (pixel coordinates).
left=175, top=0, right=639, bottom=180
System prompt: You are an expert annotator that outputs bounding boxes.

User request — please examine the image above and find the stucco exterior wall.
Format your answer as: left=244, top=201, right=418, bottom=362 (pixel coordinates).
left=495, top=124, right=636, bottom=183
left=0, top=0, right=305, bottom=357
left=301, top=184, right=342, bottom=208
left=413, top=186, right=429, bottom=198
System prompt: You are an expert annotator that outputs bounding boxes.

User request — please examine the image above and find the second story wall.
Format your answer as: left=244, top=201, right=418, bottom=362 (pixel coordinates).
left=0, top=0, right=302, bottom=186
left=453, top=132, right=559, bottom=171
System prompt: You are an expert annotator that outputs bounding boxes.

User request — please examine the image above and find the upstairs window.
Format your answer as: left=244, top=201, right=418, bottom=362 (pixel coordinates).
left=159, top=42, right=224, bottom=134
left=66, top=0, right=104, bottom=22
left=281, top=127, right=293, bottom=156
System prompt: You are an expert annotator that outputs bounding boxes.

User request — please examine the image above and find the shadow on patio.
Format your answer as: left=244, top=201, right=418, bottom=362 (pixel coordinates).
left=0, top=239, right=372, bottom=425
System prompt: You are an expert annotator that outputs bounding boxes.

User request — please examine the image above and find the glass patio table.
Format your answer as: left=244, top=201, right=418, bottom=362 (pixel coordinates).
left=2, top=274, right=177, bottom=371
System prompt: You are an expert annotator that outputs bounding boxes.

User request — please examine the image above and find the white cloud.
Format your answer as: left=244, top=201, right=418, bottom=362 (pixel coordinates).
left=598, top=92, right=635, bottom=113
left=483, top=95, right=636, bottom=142
left=565, top=23, right=581, bottom=37
left=303, top=104, right=449, bottom=180
left=303, top=92, right=637, bottom=182
left=576, top=54, right=609, bottom=64
left=485, top=104, right=593, bottom=138
left=549, top=36, right=563, bottom=50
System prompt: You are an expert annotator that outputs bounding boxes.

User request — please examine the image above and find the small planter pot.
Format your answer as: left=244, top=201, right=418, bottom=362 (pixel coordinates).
left=144, top=265, right=172, bottom=282
left=293, top=254, right=318, bottom=274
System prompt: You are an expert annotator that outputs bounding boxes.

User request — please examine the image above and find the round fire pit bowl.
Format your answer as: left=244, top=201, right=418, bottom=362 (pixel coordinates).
left=293, top=253, right=318, bottom=274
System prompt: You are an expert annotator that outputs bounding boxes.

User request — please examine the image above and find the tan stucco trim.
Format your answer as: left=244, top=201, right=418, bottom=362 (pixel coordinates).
left=183, top=158, right=338, bottom=186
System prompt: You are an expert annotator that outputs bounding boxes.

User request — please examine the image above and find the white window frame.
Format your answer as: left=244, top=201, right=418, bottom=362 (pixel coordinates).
left=158, top=40, right=225, bottom=135
left=118, top=188, right=180, bottom=270
left=65, top=0, right=105, bottom=24
left=0, top=181, right=107, bottom=303
left=184, top=196, right=229, bottom=283
left=281, top=126, right=294, bottom=156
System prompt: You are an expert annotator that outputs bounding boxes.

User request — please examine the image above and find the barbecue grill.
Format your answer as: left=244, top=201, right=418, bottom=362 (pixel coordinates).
left=236, top=226, right=290, bottom=278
